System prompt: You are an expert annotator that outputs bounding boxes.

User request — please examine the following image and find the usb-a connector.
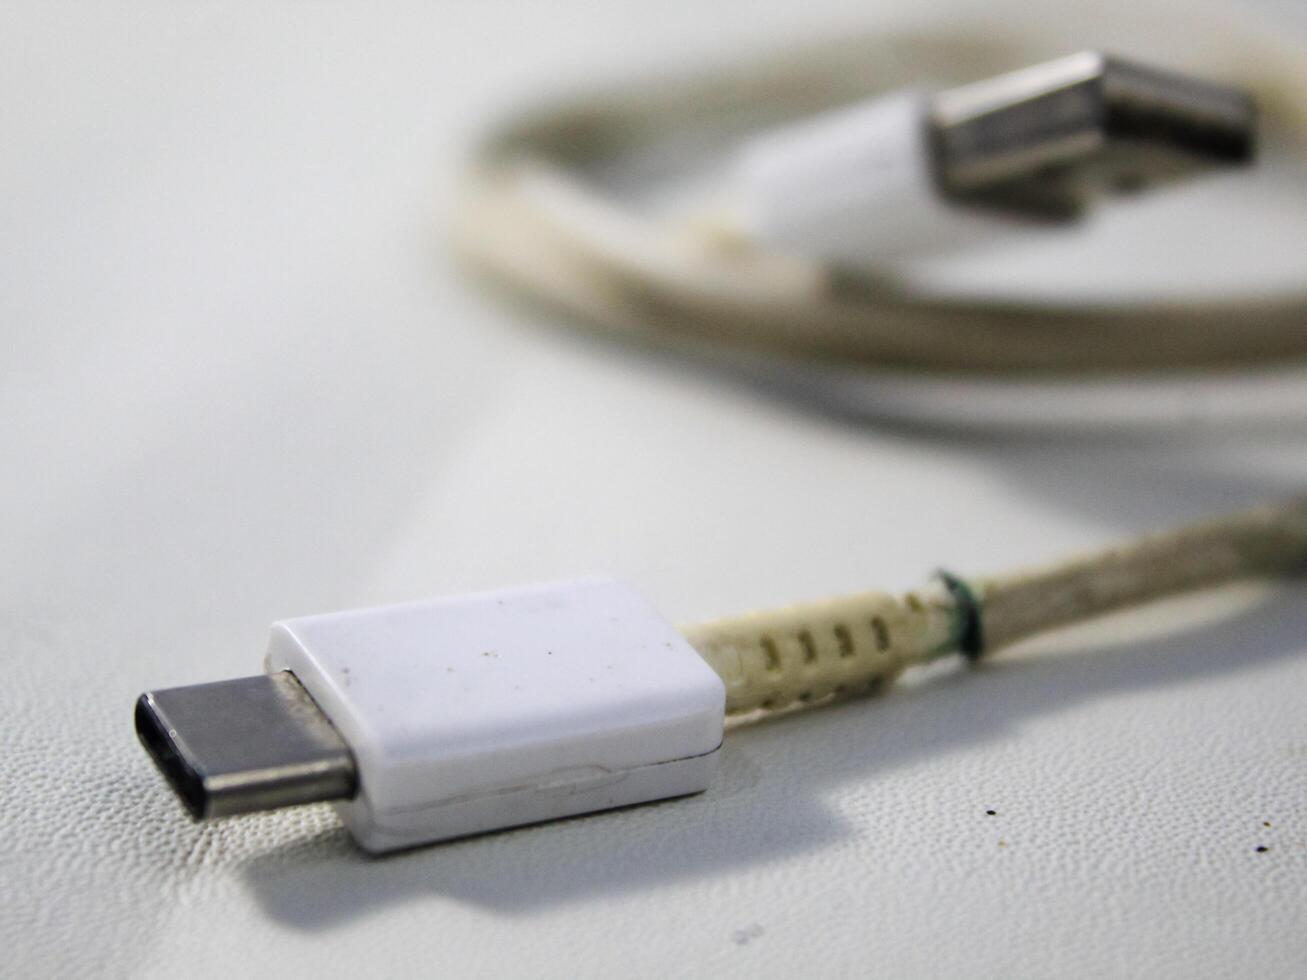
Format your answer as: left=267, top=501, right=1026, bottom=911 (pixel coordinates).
left=930, top=51, right=1256, bottom=219
left=737, top=51, right=1256, bottom=264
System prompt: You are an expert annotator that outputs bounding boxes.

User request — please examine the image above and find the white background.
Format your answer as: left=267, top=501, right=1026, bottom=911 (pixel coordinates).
left=4, top=1, right=1307, bottom=976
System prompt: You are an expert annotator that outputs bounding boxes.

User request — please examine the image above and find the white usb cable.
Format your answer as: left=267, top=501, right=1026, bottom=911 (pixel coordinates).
left=137, top=498, right=1307, bottom=853
left=135, top=15, right=1307, bottom=854
left=453, top=15, right=1307, bottom=426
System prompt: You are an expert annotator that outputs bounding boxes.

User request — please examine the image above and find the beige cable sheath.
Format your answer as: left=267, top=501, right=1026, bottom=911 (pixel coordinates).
left=451, top=5, right=1307, bottom=713
left=683, top=499, right=1307, bottom=717
left=453, top=4, right=1307, bottom=376
left=975, top=497, right=1307, bottom=650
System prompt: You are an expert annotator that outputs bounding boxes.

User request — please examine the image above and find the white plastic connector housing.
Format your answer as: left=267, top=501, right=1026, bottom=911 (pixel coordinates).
left=265, top=578, right=725, bottom=853
left=736, top=91, right=1021, bottom=266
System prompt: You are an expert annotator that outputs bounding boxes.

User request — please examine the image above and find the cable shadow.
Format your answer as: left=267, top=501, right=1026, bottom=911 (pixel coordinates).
left=240, top=583, right=1307, bottom=931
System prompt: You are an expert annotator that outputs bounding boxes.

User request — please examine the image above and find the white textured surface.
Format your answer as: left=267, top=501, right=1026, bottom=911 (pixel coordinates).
left=3, top=1, right=1307, bottom=977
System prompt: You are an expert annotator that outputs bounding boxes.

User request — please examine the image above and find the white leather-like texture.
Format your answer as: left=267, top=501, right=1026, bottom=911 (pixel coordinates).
left=4, top=0, right=1307, bottom=976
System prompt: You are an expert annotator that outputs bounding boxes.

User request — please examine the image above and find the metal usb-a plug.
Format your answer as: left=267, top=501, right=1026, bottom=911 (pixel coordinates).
left=135, top=671, right=356, bottom=819
left=929, top=51, right=1257, bottom=219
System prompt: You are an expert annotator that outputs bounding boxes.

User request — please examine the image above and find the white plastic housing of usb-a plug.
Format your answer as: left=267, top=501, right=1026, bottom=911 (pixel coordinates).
left=260, top=578, right=725, bottom=852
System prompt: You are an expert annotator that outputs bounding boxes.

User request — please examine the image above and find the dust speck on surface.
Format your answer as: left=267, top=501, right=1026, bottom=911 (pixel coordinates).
left=985, top=809, right=997, bottom=816
left=1262, top=820, right=1272, bottom=828
left=732, top=924, right=764, bottom=946
left=1255, top=845, right=1269, bottom=853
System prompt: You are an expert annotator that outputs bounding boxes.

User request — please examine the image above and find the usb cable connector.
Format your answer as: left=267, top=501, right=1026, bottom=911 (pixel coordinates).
left=736, top=51, right=1255, bottom=264
left=139, top=579, right=727, bottom=853
left=137, top=501, right=1307, bottom=854
left=930, top=51, right=1255, bottom=219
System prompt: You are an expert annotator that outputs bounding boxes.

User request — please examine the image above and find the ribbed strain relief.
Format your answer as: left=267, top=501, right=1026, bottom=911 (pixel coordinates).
left=681, top=583, right=960, bottom=716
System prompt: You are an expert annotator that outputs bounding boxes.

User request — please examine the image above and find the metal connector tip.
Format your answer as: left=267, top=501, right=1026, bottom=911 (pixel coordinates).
left=929, top=51, right=1257, bottom=219
left=135, top=671, right=356, bottom=819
